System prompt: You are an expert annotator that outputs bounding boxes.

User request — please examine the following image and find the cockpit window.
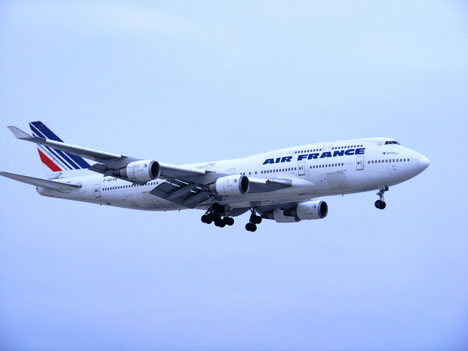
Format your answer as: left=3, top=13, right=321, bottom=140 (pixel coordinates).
left=385, top=141, right=400, bottom=145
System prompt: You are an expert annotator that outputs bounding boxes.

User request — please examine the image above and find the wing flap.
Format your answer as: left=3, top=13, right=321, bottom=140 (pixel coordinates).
left=150, top=181, right=212, bottom=208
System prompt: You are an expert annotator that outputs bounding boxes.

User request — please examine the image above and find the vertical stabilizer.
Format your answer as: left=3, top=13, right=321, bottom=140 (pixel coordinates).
left=28, top=121, right=91, bottom=178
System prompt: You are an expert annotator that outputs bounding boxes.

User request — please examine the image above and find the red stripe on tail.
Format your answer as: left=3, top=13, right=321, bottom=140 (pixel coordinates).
left=37, top=149, right=61, bottom=172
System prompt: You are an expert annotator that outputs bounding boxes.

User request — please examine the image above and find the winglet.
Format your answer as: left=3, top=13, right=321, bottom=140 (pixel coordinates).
left=7, top=126, right=34, bottom=140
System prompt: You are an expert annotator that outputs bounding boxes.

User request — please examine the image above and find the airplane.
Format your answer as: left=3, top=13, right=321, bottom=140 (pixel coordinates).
left=1, top=121, right=430, bottom=232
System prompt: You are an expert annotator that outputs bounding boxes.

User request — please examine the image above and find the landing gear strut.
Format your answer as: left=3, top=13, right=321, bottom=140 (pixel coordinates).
left=201, top=204, right=234, bottom=228
left=375, top=186, right=388, bottom=210
left=245, top=209, right=262, bottom=232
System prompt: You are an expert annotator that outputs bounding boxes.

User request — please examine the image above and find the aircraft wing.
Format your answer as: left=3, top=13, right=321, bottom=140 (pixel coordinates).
left=247, top=177, right=292, bottom=192
left=149, top=177, right=292, bottom=208
left=8, top=126, right=292, bottom=208
left=0, top=172, right=81, bottom=192
left=8, top=126, right=207, bottom=180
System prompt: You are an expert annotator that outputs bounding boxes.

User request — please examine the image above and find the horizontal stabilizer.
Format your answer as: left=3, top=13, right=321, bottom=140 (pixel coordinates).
left=0, top=172, right=81, bottom=192
left=8, top=126, right=33, bottom=140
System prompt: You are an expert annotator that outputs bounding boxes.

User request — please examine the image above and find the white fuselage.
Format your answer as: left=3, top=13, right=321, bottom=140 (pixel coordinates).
left=37, top=138, right=429, bottom=211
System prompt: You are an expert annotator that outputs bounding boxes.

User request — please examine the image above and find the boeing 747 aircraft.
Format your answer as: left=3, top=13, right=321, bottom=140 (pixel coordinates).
left=1, top=121, right=429, bottom=231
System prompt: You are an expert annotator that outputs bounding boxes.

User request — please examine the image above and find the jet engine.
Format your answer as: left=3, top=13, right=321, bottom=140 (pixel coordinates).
left=211, top=175, right=250, bottom=196
left=273, top=200, right=328, bottom=223
left=113, top=160, right=160, bottom=183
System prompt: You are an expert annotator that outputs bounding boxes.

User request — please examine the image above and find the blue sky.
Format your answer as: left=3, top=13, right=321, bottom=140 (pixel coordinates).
left=1, top=1, right=467, bottom=350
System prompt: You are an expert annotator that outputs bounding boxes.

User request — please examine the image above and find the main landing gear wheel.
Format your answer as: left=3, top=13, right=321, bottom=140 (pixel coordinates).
left=375, top=186, right=389, bottom=210
left=214, top=217, right=225, bottom=228
left=245, top=222, right=257, bottom=232
left=201, top=214, right=212, bottom=224
left=224, top=217, right=234, bottom=226
left=201, top=204, right=234, bottom=228
left=214, top=216, right=234, bottom=228
left=245, top=208, right=261, bottom=232
left=250, top=214, right=262, bottom=224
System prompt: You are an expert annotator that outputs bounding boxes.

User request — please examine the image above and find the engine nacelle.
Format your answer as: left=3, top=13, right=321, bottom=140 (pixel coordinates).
left=211, top=175, right=250, bottom=196
left=297, top=200, right=328, bottom=220
left=272, top=200, right=328, bottom=223
left=273, top=208, right=299, bottom=223
left=284, top=200, right=328, bottom=220
left=114, top=160, right=160, bottom=183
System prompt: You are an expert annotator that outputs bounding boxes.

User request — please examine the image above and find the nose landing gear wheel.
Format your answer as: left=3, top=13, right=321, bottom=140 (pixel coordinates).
left=375, top=186, right=389, bottom=210
left=375, top=200, right=386, bottom=210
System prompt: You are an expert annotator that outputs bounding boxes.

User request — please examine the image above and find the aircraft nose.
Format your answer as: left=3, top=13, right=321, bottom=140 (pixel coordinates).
left=419, top=154, right=430, bottom=171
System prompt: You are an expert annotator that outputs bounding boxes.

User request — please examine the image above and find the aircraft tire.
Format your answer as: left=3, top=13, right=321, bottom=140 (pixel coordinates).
left=252, top=216, right=262, bottom=224
left=215, top=218, right=225, bottom=227
left=224, top=217, right=234, bottom=226
left=375, top=200, right=386, bottom=210
left=245, top=223, right=257, bottom=232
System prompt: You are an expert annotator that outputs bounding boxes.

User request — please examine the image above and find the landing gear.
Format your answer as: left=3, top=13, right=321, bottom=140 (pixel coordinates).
left=201, top=204, right=260, bottom=230
left=245, top=209, right=262, bottom=232
left=375, top=186, right=388, bottom=210
left=375, top=200, right=386, bottom=210
left=201, top=204, right=234, bottom=228
left=224, top=217, right=234, bottom=226
left=250, top=213, right=262, bottom=224
left=214, top=217, right=225, bottom=228
left=245, top=222, right=257, bottom=232
left=201, top=213, right=215, bottom=224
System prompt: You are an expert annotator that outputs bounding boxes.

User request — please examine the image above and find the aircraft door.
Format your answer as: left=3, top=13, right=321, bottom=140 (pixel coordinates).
left=94, top=183, right=102, bottom=198
left=356, top=156, right=365, bottom=170
left=298, top=161, right=306, bottom=176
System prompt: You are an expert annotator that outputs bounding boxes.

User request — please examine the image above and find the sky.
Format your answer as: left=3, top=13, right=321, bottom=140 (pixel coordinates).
left=0, top=0, right=467, bottom=350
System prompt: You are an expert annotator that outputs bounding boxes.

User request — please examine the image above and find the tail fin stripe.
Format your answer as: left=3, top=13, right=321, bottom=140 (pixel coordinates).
left=29, top=124, right=80, bottom=170
left=30, top=121, right=64, bottom=142
left=67, top=153, right=90, bottom=168
left=32, top=131, right=76, bottom=170
left=37, top=149, right=62, bottom=172
left=30, top=122, right=90, bottom=169
left=37, top=144, right=72, bottom=171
